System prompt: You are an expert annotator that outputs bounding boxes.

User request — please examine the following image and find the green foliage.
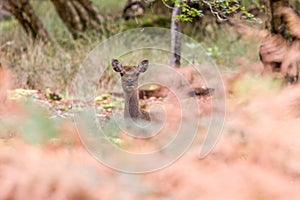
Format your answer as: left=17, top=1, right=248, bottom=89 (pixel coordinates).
left=165, top=0, right=259, bottom=22
left=206, top=46, right=221, bottom=58
left=177, top=3, right=203, bottom=22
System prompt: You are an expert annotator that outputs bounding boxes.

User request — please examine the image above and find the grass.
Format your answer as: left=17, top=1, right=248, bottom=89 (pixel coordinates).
left=200, top=26, right=261, bottom=69
left=93, top=0, right=127, bottom=15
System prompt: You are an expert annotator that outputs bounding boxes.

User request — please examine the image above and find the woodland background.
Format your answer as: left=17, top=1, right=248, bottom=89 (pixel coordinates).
left=0, top=0, right=300, bottom=199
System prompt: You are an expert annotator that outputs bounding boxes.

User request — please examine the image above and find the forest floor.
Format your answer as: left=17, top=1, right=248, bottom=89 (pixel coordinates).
left=1, top=64, right=300, bottom=199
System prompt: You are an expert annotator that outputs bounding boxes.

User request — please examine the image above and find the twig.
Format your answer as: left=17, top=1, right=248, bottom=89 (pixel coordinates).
left=202, top=0, right=228, bottom=22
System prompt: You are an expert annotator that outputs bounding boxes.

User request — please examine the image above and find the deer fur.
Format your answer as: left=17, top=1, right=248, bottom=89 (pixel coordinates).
left=112, top=59, right=150, bottom=121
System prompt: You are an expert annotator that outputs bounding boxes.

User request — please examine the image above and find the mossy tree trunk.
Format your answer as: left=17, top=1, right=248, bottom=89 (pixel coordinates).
left=1, top=0, right=51, bottom=42
left=50, top=0, right=102, bottom=38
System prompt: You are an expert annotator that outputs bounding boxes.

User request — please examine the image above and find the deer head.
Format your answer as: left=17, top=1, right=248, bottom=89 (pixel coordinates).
left=112, top=59, right=149, bottom=93
left=112, top=58, right=150, bottom=121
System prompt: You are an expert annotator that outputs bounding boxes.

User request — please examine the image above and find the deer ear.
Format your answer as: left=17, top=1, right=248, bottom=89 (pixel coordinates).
left=112, top=59, right=123, bottom=72
left=137, top=60, right=148, bottom=73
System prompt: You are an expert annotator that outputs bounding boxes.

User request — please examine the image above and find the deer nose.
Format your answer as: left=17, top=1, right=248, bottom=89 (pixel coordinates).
left=126, top=79, right=134, bottom=86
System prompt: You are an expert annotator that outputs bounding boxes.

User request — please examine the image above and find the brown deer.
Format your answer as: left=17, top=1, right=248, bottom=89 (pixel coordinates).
left=112, top=59, right=150, bottom=121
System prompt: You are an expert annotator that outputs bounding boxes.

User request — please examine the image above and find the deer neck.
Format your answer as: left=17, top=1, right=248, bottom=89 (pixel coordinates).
left=124, top=90, right=140, bottom=119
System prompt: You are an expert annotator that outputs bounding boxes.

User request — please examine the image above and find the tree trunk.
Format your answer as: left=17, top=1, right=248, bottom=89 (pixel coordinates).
left=265, top=0, right=290, bottom=34
left=260, top=1, right=300, bottom=84
left=170, top=4, right=182, bottom=68
left=50, top=0, right=102, bottom=38
left=1, top=0, right=51, bottom=42
left=123, top=0, right=170, bottom=19
left=296, top=0, right=300, bottom=12
left=123, top=0, right=147, bottom=20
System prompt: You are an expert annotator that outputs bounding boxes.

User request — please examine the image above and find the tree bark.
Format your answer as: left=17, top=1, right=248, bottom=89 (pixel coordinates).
left=170, top=4, right=182, bottom=68
left=265, top=0, right=290, bottom=34
left=123, top=0, right=170, bottom=19
left=123, top=0, right=147, bottom=20
left=260, top=1, right=300, bottom=84
left=295, top=0, right=300, bottom=12
left=50, top=0, right=102, bottom=38
left=1, top=0, right=51, bottom=42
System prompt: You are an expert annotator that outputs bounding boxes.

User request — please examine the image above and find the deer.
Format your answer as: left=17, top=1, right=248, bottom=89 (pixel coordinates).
left=112, top=59, right=151, bottom=122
